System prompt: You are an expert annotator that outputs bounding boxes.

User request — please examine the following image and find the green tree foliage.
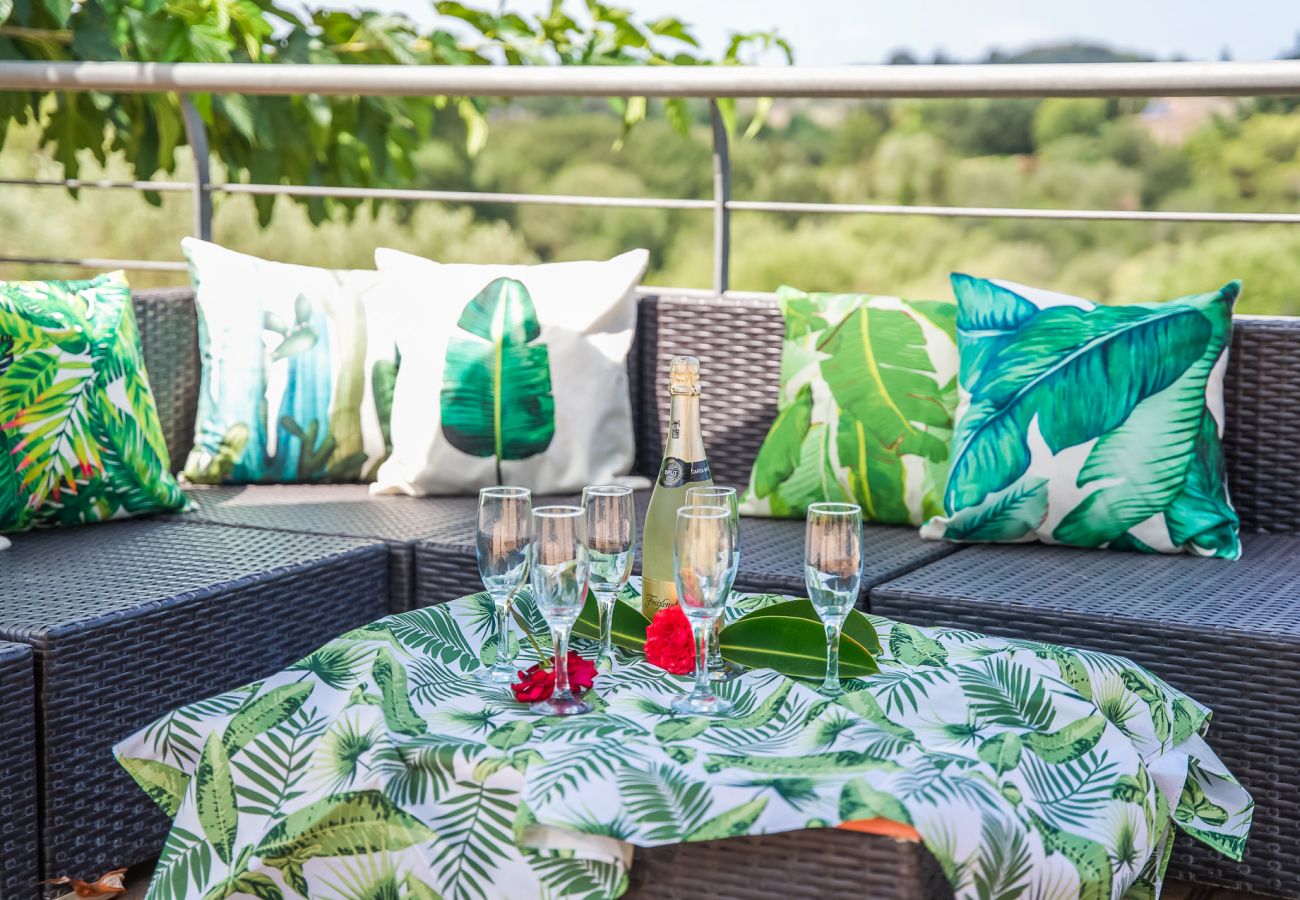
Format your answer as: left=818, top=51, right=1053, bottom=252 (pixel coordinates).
left=1033, top=98, right=1111, bottom=149
left=0, top=0, right=787, bottom=224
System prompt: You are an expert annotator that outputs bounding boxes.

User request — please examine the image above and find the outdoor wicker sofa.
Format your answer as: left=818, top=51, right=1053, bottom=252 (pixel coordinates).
left=0, top=287, right=1295, bottom=898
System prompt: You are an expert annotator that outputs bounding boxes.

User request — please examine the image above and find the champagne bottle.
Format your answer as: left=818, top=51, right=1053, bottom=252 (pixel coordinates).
left=641, top=356, right=713, bottom=619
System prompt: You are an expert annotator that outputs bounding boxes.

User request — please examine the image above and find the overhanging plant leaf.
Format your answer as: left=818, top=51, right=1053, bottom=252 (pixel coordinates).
left=736, top=598, right=881, bottom=655
left=574, top=590, right=649, bottom=651
left=719, top=615, right=878, bottom=680
left=440, top=277, right=555, bottom=484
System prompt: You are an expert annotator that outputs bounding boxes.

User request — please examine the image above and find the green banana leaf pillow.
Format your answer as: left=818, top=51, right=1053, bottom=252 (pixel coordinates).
left=0, top=271, right=187, bottom=532
left=738, top=286, right=959, bottom=525
left=921, top=274, right=1241, bottom=558
left=371, top=248, right=650, bottom=494
left=182, top=239, right=399, bottom=484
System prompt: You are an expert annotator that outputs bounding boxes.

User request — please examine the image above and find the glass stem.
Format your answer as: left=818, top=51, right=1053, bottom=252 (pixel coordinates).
left=494, top=598, right=512, bottom=668
left=691, top=620, right=713, bottom=699
left=823, top=620, right=842, bottom=693
left=597, top=594, right=615, bottom=662
left=707, top=616, right=724, bottom=666
left=552, top=624, right=573, bottom=701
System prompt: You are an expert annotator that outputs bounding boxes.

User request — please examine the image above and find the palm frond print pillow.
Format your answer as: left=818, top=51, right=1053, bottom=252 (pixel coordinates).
left=921, top=274, right=1241, bottom=558
left=739, top=286, right=958, bottom=525
left=0, top=271, right=187, bottom=532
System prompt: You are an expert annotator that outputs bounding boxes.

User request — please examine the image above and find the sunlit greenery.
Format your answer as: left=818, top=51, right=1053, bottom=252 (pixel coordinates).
left=0, top=1, right=1296, bottom=315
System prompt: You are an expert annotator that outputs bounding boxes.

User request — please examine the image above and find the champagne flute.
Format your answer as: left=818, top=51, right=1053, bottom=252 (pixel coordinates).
left=583, top=484, right=636, bottom=668
left=685, top=485, right=743, bottom=682
left=804, top=502, right=863, bottom=697
left=672, top=505, right=737, bottom=716
left=530, top=505, right=593, bottom=716
left=476, top=486, right=532, bottom=682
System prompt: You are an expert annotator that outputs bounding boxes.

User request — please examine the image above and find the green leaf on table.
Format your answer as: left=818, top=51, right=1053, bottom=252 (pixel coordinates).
left=737, top=598, right=881, bottom=654
left=221, top=682, right=313, bottom=756
left=574, top=589, right=649, bottom=651
left=439, top=277, right=555, bottom=484
left=256, top=791, right=437, bottom=895
left=373, top=648, right=428, bottom=737
left=195, top=733, right=239, bottom=865
left=888, top=623, right=948, bottom=667
left=684, top=796, right=769, bottom=841
left=719, top=614, right=878, bottom=681
left=838, top=777, right=913, bottom=825
left=119, top=756, right=190, bottom=818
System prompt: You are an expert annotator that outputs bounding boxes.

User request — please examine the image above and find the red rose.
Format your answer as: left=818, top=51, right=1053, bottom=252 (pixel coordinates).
left=511, top=666, right=554, bottom=703
left=644, top=604, right=697, bottom=675
left=511, top=651, right=597, bottom=703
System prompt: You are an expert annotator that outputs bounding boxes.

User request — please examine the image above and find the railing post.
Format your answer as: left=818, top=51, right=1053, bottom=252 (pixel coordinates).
left=179, top=94, right=212, bottom=241
left=709, top=99, right=731, bottom=296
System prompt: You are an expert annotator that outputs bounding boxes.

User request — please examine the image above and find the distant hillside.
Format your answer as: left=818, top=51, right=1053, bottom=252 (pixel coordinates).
left=990, top=43, right=1152, bottom=64
left=888, top=42, right=1153, bottom=65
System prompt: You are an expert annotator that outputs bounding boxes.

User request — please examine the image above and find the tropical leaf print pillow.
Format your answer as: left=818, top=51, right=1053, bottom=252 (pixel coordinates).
left=0, top=271, right=187, bottom=532
left=921, top=274, right=1241, bottom=558
left=738, top=286, right=958, bottom=525
left=182, top=239, right=399, bottom=484
left=372, top=248, right=649, bottom=495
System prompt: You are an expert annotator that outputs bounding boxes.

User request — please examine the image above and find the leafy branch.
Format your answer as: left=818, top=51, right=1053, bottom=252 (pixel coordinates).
left=0, top=0, right=791, bottom=225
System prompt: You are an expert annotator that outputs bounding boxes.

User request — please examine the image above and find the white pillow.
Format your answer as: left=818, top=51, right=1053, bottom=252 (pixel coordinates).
left=182, top=239, right=399, bottom=484
left=372, top=248, right=649, bottom=495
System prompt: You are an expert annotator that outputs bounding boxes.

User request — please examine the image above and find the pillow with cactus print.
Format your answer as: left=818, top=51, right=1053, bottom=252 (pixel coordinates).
left=738, top=286, right=959, bottom=525
left=921, top=274, right=1241, bottom=558
left=0, top=271, right=187, bottom=532
left=182, top=239, right=400, bottom=484
left=372, top=248, right=649, bottom=495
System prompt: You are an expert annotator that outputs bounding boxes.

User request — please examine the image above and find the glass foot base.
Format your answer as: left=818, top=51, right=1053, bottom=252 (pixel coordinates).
left=707, top=658, right=744, bottom=683
left=671, top=693, right=733, bottom=716
left=819, top=681, right=845, bottom=698
left=477, top=664, right=518, bottom=684
left=532, top=694, right=593, bottom=716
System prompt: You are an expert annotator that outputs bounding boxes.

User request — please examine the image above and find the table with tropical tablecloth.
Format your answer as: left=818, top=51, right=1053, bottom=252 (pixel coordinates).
left=115, top=580, right=1252, bottom=900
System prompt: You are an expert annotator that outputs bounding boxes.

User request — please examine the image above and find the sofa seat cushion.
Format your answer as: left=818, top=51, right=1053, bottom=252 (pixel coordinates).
left=870, top=532, right=1300, bottom=895
left=0, top=520, right=388, bottom=884
left=0, top=640, right=35, bottom=900
left=181, top=484, right=480, bottom=611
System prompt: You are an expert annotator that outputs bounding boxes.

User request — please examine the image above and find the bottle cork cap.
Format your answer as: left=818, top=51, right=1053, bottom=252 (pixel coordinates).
left=668, top=356, right=701, bottom=395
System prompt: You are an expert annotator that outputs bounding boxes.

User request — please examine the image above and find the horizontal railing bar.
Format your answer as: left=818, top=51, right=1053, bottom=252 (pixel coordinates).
left=0, top=255, right=187, bottom=271
left=213, top=182, right=713, bottom=210
left=4, top=174, right=1295, bottom=225
left=0, top=177, right=192, bottom=192
left=0, top=60, right=1297, bottom=98
left=726, top=200, right=1300, bottom=224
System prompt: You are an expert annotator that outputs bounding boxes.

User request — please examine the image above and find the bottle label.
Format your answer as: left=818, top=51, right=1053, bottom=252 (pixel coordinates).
left=659, top=458, right=711, bottom=489
left=642, top=576, right=678, bottom=619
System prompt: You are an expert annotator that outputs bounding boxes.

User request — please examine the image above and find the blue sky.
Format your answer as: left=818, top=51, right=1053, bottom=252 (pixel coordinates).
left=361, top=0, right=1300, bottom=64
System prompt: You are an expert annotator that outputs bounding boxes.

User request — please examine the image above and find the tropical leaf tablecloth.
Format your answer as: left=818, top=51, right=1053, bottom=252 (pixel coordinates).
left=116, top=581, right=1251, bottom=900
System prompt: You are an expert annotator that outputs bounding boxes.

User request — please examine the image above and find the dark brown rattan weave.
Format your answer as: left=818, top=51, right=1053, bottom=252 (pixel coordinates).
left=0, top=641, right=36, bottom=900
left=132, top=288, right=200, bottom=473
left=0, top=521, right=389, bottom=884
left=629, top=828, right=953, bottom=899
left=180, top=484, right=483, bottom=612
left=632, top=296, right=785, bottom=488
left=1221, top=316, right=1300, bottom=533
left=870, top=532, right=1300, bottom=897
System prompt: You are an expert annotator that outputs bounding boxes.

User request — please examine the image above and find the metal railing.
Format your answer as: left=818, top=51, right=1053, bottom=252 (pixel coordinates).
left=1, top=59, right=1299, bottom=295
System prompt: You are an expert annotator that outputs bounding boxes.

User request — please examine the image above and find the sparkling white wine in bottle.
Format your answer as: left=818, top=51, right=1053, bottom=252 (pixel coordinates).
left=641, top=356, right=713, bottom=619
